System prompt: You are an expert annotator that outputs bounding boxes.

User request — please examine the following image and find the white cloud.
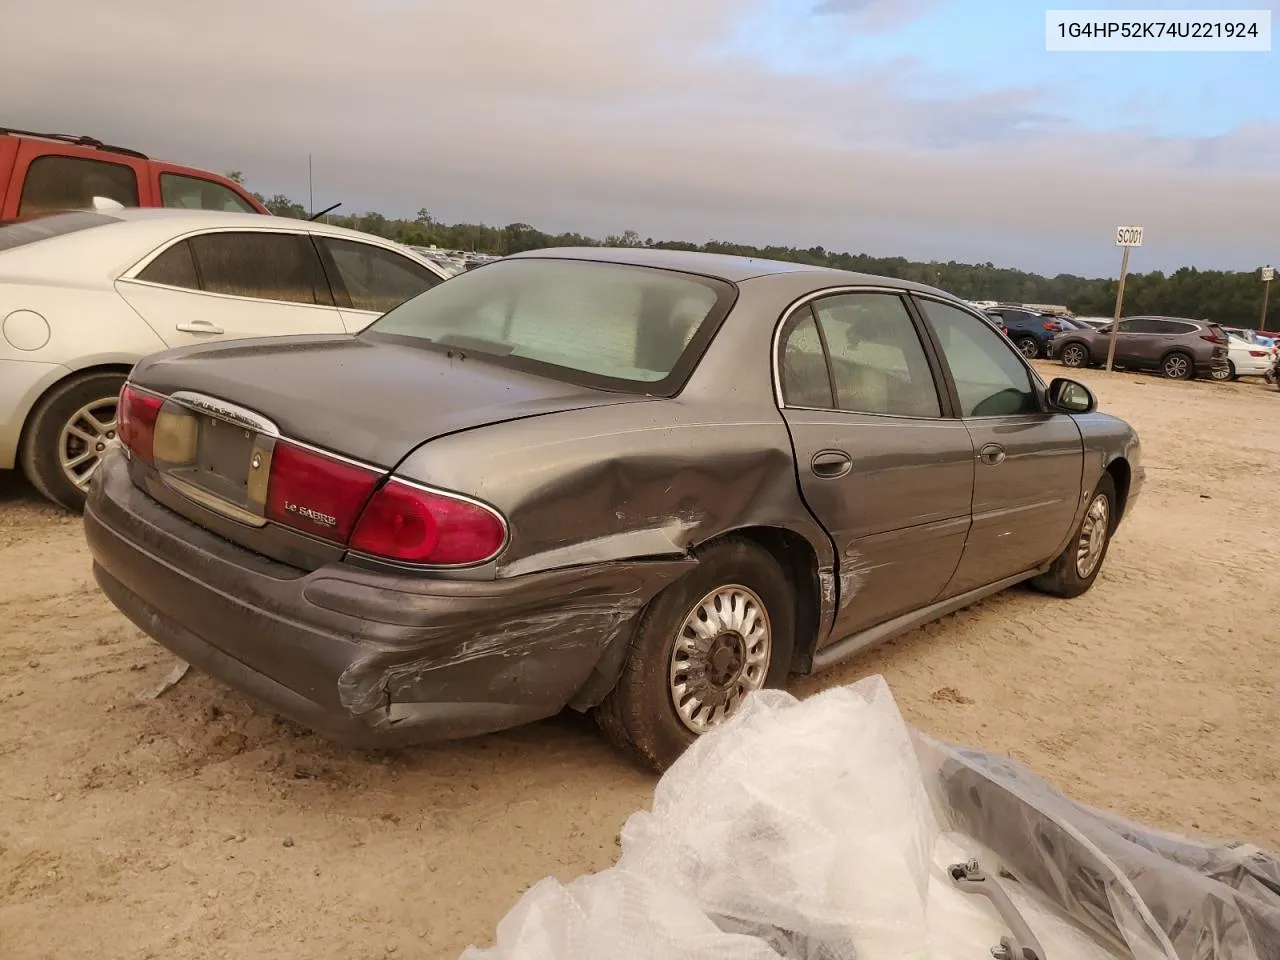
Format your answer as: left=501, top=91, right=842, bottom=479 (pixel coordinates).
left=3, top=0, right=1276, bottom=274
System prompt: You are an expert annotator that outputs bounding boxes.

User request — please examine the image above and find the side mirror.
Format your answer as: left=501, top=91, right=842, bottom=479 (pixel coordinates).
left=1048, top=377, right=1096, bottom=414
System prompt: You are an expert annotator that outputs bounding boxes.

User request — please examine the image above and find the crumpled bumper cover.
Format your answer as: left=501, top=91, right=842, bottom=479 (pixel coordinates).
left=84, top=447, right=689, bottom=747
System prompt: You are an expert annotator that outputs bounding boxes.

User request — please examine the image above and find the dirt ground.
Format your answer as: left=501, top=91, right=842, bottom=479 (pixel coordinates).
left=2, top=362, right=1278, bottom=959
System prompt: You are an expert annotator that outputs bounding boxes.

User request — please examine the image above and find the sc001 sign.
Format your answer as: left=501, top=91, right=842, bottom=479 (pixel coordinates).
left=1115, top=226, right=1144, bottom=247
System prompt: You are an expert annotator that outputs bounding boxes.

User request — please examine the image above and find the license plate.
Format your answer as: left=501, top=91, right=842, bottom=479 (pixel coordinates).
left=197, top=414, right=256, bottom=488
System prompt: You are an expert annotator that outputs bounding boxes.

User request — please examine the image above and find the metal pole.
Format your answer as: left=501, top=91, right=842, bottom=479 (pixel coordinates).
left=1261, top=277, right=1272, bottom=334
left=308, top=154, right=314, bottom=218
left=1104, top=244, right=1131, bottom=373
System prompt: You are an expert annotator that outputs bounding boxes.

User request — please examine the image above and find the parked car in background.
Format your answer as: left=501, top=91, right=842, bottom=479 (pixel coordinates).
left=0, top=209, right=452, bottom=509
left=982, top=305, right=1072, bottom=359
left=1074, top=316, right=1114, bottom=330
left=1212, top=334, right=1275, bottom=381
left=1048, top=316, right=1229, bottom=380
left=408, top=246, right=466, bottom=276
left=84, top=248, right=1142, bottom=770
left=1, top=127, right=267, bottom=221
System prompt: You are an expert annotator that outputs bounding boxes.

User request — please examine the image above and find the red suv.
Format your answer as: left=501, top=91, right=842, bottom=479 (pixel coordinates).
left=1, top=127, right=267, bottom=221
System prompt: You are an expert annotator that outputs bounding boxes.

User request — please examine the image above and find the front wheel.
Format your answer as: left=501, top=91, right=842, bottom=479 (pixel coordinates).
left=1060, top=343, right=1089, bottom=368
left=1162, top=351, right=1194, bottom=380
left=595, top=536, right=796, bottom=771
left=1030, top=473, right=1116, bottom=599
left=19, top=371, right=127, bottom=511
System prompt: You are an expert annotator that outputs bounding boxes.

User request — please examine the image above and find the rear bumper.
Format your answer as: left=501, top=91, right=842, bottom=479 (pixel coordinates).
left=84, top=447, right=685, bottom=747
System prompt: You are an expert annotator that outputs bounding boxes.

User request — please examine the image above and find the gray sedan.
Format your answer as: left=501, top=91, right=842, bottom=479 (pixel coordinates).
left=84, top=248, right=1144, bottom=769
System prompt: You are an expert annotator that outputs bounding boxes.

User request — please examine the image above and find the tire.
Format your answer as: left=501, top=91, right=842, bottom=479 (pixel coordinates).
left=1209, top=360, right=1235, bottom=382
left=595, top=536, right=796, bottom=771
left=1029, top=473, right=1117, bottom=599
left=1060, top=343, right=1089, bottom=368
left=19, top=371, right=127, bottom=512
left=1161, top=351, right=1194, bottom=380
left=1015, top=336, right=1040, bottom=359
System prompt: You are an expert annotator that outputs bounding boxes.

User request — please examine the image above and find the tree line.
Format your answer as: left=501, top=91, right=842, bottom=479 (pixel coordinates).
left=227, top=174, right=1276, bottom=329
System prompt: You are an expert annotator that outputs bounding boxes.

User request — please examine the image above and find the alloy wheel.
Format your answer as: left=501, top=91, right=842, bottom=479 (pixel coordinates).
left=58, top=397, right=119, bottom=491
left=1163, top=355, right=1190, bottom=379
left=1062, top=344, right=1086, bottom=368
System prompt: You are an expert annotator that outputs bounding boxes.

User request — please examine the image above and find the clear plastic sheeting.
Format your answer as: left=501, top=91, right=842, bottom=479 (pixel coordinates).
left=461, top=677, right=1280, bottom=960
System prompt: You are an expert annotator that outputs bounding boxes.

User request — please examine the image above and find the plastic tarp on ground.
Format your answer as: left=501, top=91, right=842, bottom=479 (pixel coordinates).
left=461, top=676, right=1280, bottom=960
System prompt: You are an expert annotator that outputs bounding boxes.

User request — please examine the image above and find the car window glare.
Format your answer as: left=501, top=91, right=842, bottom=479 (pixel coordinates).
left=0, top=211, right=121, bottom=251
left=362, top=258, right=732, bottom=393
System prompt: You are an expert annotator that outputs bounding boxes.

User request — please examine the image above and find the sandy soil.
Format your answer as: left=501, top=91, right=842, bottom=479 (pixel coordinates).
left=1, top=362, right=1278, bottom=959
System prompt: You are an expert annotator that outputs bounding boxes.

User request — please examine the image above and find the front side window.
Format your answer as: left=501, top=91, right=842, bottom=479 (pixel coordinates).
left=363, top=258, right=732, bottom=394
left=19, top=156, right=140, bottom=218
left=160, top=173, right=256, bottom=213
left=918, top=298, right=1041, bottom=418
left=811, top=293, right=941, bottom=418
left=320, top=238, right=443, bottom=314
left=187, top=232, right=330, bottom=306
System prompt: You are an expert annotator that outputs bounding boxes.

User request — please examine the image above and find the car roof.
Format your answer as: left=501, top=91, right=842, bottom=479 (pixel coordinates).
left=0, top=208, right=448, bottom=283
left=503, top=245, right=955, bottom=296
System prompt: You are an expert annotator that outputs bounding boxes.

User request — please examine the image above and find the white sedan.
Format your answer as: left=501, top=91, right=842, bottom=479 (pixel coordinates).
left=1, top=209, right=452, bottom=509
left=1210, top=334, right=1275, bottom=381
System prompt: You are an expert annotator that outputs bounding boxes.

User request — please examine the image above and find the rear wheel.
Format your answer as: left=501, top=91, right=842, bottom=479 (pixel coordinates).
left=595, top=536, right=795, bottom=771
left=1209, top=360, right=1235, bottom=382
left=1015, top=336, right=1040, bottom=359
left=19, top=371, right=127, bottom=512
left=1030, top=473, right=1116, bottom=599
left=1060, top=343, right=1089, bottom=368
left=1162, top=351, right=1194, bottom=380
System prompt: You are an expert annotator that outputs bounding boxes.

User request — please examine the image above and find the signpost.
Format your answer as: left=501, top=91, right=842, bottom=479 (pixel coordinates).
left=1262, top=265, right=1275, bottom=334
left=1105, top=226, right=1144, bottom=372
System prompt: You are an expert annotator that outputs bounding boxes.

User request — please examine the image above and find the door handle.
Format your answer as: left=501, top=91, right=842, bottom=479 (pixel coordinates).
left=175, top=321, right=224, bottom=334
left=810, top=450, right=853, bottom=479
left=978, top=443, right=1006, bottom=466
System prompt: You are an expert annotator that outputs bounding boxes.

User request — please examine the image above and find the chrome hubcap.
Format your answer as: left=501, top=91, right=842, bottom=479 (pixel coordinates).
left=58, top=397, right=118, bottom=491
left=1165, top=356, right=1189, bottom=378
left=1075, top=493, right=1110, bottom=579
left=668, top=585, right=771, bottom=734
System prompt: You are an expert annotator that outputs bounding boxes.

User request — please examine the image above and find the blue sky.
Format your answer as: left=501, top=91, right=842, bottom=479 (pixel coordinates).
left=5, top=0, right=1278, bottom=276
left=721, top=0, right=1277, bottom=140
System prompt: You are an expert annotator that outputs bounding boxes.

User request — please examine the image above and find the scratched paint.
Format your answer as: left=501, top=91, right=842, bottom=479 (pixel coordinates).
left=836, top=551, right=872, bottom=612
left=336, top=596, right=647, bottom=714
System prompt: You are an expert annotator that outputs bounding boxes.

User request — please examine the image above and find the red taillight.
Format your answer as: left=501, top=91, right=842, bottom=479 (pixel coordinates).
left=350, top=480, right=506, bottom=566
left=1042, top=321, right=1057, bottom=331
left=265, top=441, right=380, bottom=542
left=117, top=383, right=164, bottom=463
left=1250, top=350, right=1268, bottom=357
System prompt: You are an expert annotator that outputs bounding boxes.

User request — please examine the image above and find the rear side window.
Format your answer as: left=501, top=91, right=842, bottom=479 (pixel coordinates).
left=0, top=211, right=120, bottom=252
left=319, top=237, right=443, bottom=313
left=779, top=309, right=835, bottom=408
left=187, top=232, right=331, bottom=306
left=810, top=293, right=942, bottom=418
left=160, top=173, right=256, bottom=213
left=137, top=241, right=200, bottom=289
left=18, top=155, right=140, bottom=218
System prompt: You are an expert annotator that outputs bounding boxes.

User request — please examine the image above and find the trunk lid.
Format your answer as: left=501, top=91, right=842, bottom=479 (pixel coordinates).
left=132, top=334, right=643, bottom=466
left=126, top=334, right=648, bottom=569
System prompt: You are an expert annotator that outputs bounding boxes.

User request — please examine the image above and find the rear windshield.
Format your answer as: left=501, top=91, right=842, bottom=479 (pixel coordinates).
left=0, top=211, right=120, bottom=252
left=361, top=257, right=736, bottom=395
